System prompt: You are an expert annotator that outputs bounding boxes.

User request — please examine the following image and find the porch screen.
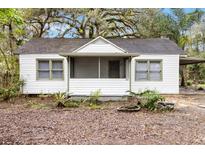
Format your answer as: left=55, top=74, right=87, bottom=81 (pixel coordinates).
left=70, top=57, right=127, bottom=78
left=70, top=57, right=98, bottom=78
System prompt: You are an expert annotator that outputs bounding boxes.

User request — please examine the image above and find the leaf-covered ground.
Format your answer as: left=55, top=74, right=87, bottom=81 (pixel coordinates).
left=0, top=95, right=205, bottom=144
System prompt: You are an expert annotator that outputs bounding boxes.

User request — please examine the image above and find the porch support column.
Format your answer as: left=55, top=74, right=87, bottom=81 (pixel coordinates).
left=67, top=56, right=70, bottom=94
left=129, top=56, right=132, bottom=92
left=98, top=57, right=101, bottom=78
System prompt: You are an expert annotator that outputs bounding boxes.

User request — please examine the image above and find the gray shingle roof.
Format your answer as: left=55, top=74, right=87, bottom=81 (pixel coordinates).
left=17, top=38, right=185, bottom=55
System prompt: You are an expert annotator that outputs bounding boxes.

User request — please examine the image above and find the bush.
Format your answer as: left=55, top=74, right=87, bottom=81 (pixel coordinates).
left=82, top=90, right=102, bottom=109
left=138, top=90, right=165, bottom=111
left=0, top=80, right=24, bottom=101
left=54, top=92, right=80, bottom=108
left=89, top=89, right=101, bottom=104
left=128, top=90, right=165, bottom=111
left=83, top=89, right=101, bottom=104
left=54, top=92, right=67, bottom=102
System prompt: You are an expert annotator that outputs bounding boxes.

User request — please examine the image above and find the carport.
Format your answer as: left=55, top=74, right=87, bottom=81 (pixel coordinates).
left=179, top=56, right=205, bottom=93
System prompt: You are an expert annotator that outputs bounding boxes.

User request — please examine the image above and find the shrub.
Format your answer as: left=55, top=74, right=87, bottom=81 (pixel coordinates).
left=54, top=92, right=80, bottom=108
left=128, top=90, right=165, bottom=111
left=83, top=89, right=101, bottom=104
left=138, top=90, right=165, bottom=111
left=82, top=89, right=102, bottom=109
left=89, top=89, right=101, bottom=103
left=54, top=92, right=67, bottom=102
left=0, top=80, right=24, bottom=101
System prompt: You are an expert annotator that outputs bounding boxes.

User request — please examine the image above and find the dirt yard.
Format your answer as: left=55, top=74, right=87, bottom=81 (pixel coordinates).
left=0, top=95, right=205, bottom=144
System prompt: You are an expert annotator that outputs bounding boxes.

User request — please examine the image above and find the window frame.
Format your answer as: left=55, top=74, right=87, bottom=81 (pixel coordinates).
left=135, top=59, right=163, bottom=81
left=36, top=59, right=64, bottom=81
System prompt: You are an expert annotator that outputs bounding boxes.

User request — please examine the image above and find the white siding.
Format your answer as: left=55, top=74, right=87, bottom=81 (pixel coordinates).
left=70, top=79, right=129, bottom=96
left=20, top=54, right=68, bottom=94
left=131, top=55, right=179, bottom=94
left=20, top=53, right=179, bottom=95
left=75, top=38, right=124, bottom=53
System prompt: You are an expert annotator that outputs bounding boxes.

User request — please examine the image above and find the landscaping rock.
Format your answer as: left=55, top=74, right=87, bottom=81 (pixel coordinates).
left=157, top=102, right=175, bottom=110
left=117, top=105, right=141, bottom=112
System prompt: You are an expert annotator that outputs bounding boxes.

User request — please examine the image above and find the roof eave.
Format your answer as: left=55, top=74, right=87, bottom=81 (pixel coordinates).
left=59, top=52, right=139, bottom=57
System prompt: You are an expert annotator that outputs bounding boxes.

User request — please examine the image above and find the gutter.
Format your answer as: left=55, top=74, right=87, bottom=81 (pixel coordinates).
left=59, top=52, right=139, bottom=57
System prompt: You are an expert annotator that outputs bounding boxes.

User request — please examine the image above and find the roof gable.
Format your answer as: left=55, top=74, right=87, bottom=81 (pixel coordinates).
left=73, top=36, right=126, bottom=53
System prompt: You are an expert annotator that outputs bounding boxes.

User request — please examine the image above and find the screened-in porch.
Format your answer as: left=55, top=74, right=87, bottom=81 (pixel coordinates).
left=70, top=57, right=129, bottom=79
left=66, top=56, right=132, bottom=96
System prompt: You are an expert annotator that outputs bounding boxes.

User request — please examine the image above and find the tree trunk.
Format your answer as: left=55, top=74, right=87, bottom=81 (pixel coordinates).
left=180, top=65, right=186, bottom=87
left=8, top=22, right=14, bottom=54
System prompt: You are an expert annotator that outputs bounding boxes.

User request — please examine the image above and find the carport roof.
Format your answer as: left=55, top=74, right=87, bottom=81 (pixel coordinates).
left=180, top=57, right=205, bottom=65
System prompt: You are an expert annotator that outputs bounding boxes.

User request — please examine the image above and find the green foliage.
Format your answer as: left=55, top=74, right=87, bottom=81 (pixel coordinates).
left=128, top=90, right=165, bottom=111
left=138, top=90, right=165, bottom=111
left=83, top=89, right=101, bottom=103
left=186, top=50, right=205, bottom=85
left=89, top=89, right=101, bottom=104
left=54, top=92, right=67, bottom=102
left=0, top=9, right=23, bottom=25
left=82, top=89, right=102, bottom=109
left=0, top=80, right=24, bottom=101
left=62, top=100, right=80, bottom=108
left=53, top=92, right=80, bottom=108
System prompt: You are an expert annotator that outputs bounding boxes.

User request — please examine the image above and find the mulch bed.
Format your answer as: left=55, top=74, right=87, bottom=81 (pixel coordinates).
left=0, top=95, right=205, bottom=144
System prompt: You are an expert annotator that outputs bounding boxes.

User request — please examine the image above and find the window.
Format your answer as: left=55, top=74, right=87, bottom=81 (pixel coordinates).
left=37, top=59, right=64, bottom=80
left=135, top=60, right=162, bottom=81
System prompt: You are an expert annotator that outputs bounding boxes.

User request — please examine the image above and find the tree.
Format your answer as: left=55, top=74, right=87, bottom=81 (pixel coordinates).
left=22, top=8, right=170, bottom=39
left=165, top=9, right=204, bottom=86
left=0, top=9, right=24, bottom=87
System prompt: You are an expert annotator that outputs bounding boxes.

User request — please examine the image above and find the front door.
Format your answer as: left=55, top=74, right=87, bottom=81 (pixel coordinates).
left=109, top=60, right=120, bottom=78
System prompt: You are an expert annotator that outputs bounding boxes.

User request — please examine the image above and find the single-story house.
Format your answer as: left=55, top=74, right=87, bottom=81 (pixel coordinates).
left=17, top=36, right=186, bottom=96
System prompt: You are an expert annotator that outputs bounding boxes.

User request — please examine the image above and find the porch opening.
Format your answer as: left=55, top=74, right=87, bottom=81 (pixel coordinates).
left=70, top=57, right=128, bottom=79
